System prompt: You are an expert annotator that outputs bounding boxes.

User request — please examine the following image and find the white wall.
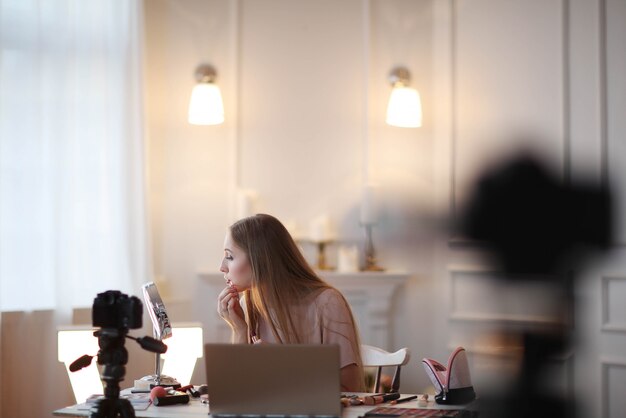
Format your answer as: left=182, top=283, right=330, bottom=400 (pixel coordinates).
left=144, top=0, right=438, bottom=392
left=144, top=0, right=436, bottom=292
left=144, top=0, right=234, bottom=302
left=143, top=0, right=626, bottom=415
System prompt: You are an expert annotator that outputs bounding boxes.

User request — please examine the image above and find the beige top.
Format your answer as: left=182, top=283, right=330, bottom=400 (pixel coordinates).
left=248, top=288, right=361, bottom=369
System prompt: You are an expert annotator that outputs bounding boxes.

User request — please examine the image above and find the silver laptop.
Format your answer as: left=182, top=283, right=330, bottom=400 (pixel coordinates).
left=204, top=343, right=342, bottom=417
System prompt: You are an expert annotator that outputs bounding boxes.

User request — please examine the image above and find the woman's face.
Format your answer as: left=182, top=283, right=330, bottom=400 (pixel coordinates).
left=219, top=231, right=253, bottom=291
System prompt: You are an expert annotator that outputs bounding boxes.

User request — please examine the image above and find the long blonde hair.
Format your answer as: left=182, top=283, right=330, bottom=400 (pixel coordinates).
left=230, top=214, right=363, bottom=373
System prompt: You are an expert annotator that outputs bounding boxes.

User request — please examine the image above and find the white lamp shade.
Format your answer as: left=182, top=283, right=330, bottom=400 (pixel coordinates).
left=188, top=83, right=224, bottom=125
left=385, top=86, right=422, bottom=128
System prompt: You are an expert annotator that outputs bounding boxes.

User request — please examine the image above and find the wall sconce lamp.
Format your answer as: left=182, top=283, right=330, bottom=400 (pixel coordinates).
left=188, top=64, right=224, bottom=125
left=385, top=67, right=422, bottom=128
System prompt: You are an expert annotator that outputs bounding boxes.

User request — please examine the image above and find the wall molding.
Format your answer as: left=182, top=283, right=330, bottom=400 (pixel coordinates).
left=601, top=358, right=626, bottom=418
left=599, top=0, right=608, bottom=189
left=448, top=0, right=572, bottom=245
left=599, top=0, right=626, bottom=247
left=601, top=275, right=626, bottom=332
left=449, top=0, right=458, bottom=222
left=448, top=265, right=566, bottom=327
left=449, top=312, right=564, bottom=327
left=561, top=0, right=571, bottom=181
left=449, top=0, right=573, bottom=199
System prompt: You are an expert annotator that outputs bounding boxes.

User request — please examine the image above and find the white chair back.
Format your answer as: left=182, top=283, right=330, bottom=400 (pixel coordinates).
left=361, top=344, right=411, bottom=393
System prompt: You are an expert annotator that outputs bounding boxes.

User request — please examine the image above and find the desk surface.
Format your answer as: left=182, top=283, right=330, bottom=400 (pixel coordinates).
left=54, top=393, right=474, bottom=418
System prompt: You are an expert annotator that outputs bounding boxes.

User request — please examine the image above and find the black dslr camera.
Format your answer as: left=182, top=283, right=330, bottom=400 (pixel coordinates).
left=92, top=290, right=143, bottom=330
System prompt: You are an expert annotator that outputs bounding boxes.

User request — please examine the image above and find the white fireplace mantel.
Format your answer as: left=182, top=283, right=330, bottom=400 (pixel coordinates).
left=194, top=271, right=409, bottom=350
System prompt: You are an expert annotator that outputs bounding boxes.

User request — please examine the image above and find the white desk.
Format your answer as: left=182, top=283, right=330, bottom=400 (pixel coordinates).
left=53, top=393, right=473, bottom=418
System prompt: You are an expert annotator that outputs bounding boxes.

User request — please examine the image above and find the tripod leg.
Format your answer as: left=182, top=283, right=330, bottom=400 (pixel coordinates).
left=117, top=398, right=136, bottom=418
left=89, top=397, right=136, bottom=418
left=90, top=398, right=113, bottom=418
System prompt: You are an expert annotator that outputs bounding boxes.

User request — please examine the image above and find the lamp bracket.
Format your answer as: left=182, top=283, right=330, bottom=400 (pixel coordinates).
left=388, top=67, right=411, bottom=87
left=194, top=64, right=217, bottom=83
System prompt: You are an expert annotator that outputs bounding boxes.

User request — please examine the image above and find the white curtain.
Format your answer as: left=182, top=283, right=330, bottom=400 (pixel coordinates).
left=0, top=0, right=150, bottom=312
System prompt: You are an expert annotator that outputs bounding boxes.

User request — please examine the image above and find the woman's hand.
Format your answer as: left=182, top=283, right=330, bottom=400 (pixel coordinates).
left=217, top=285, right=247, bottom=341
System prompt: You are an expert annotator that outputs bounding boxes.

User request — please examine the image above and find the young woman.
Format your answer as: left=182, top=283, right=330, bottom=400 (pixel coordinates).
left=217, top=213, right=365, bottom=392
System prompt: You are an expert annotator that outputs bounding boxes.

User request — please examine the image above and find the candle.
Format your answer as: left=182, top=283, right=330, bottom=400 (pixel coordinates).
left=236, top=189, right=257, bottom=219
left=337, top=245, right=358, bottom=272
left=359, top=184, right=378, bottom=224
left=309, top=215, right=336, bottom=242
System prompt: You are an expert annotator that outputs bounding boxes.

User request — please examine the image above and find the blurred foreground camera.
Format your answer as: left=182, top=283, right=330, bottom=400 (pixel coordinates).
left=459, top=152, right=612, bottom=418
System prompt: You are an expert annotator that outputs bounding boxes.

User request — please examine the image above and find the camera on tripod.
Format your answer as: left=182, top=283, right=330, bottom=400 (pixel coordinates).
left=70, top=290, right=168, bottom=418
left=92, top=290, right=143, bottom=330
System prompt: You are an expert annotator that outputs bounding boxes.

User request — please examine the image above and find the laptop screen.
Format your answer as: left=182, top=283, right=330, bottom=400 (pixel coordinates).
left=204, top=343, right=342, bottom=417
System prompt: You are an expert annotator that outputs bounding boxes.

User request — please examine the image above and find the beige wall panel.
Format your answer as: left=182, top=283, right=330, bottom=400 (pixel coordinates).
left=602, top=361, right=626, bottom=418
left=452, top=0, right=566, bottom=213
left=238, top=0, right=363, bottom=231
left=601, top=276, right=626, bottom=331
left=144, top=0, right=234, bottom=300
left=449, top=266, right=566, bottom=324
left=605, top=0, right=626, bottom=245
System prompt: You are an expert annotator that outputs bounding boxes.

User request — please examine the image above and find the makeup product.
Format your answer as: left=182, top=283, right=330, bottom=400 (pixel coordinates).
left=149, top=386, right=167, bottom=401
left=177, top=385, right=200, bottom=397
left=340, top=393, right=364, bottom=406
left=153, top=391, right=190, bottom=406
left=389, top=395, right=417, bottom=405
left=363, top=392, right=401, bottom=405
left=364, top=406, right=465, bottom=417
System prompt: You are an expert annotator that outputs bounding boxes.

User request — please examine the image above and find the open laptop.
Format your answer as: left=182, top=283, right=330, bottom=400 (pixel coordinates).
left=204, top=343, right=342, bottom=417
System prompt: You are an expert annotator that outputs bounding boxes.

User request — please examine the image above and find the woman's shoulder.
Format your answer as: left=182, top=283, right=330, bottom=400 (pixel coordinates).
left=314, top=286, right=343, bottom=301
left=313, top=287, right=349, bottom=311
